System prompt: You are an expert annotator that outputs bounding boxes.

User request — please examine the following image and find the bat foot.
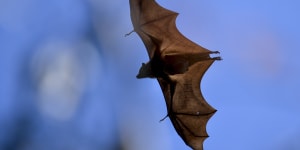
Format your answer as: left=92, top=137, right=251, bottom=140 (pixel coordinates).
left=209, top=51, right=222, bottom=60
left=159, top=114, right=169, bottom=122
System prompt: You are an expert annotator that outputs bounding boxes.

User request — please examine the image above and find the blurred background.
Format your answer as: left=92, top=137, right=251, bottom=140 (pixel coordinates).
left=0, top=0, right=300, bottom=150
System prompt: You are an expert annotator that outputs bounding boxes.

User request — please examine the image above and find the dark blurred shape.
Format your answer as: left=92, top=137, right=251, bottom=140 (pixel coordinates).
left=4, top=38, right=123, bottom=150
left=0, top=0, right=123, bottom=149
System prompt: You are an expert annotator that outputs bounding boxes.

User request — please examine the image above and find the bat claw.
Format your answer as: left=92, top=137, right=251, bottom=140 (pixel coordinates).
left=212, top=56, right=222, bottom=61
left=210, top=51, right=220, bottom=54
left=125, top=30, right=135, bottom=37
left=209, top=51, right=222, bottom=61
left=211, top=56, right=222, bottom=60
left=159, top=114, right=169, bottom=122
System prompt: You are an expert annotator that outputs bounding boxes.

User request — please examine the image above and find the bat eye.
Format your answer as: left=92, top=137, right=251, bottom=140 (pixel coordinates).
left=142, top=63, right=145, bottom=66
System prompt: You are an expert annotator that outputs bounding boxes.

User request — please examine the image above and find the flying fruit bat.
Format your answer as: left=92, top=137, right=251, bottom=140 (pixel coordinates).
left=128, top=0, right=221, bottom=149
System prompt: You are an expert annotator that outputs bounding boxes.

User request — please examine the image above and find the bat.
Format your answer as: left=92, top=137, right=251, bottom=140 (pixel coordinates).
left=128, top=0, right=221, bottom=149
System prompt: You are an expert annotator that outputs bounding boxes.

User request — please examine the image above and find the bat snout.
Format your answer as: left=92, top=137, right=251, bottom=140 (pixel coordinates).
left=136, top=73, right=144, bottom=79
left=136, top=72, right=155, bottom=79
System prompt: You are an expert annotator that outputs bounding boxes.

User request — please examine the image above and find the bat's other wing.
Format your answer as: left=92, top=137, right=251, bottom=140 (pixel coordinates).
left=158, top=60, right=216, bottom=150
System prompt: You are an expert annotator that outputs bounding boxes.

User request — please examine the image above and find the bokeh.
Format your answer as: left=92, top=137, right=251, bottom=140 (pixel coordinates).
left=0, top=0, right=300, bottom=150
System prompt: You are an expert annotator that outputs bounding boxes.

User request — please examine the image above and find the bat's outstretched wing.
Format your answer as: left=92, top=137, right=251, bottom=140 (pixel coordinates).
left=158, top=60, right=216, bottom=150
left=129, top=0, right=213, bottom=60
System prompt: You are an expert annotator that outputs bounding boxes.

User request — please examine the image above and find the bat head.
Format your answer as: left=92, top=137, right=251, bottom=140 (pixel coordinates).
left=136, top=62, right=154, bottom=79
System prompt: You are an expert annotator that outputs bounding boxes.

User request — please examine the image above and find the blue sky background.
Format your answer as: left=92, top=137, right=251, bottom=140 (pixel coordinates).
left=0, top=0, right=300, bottom=150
